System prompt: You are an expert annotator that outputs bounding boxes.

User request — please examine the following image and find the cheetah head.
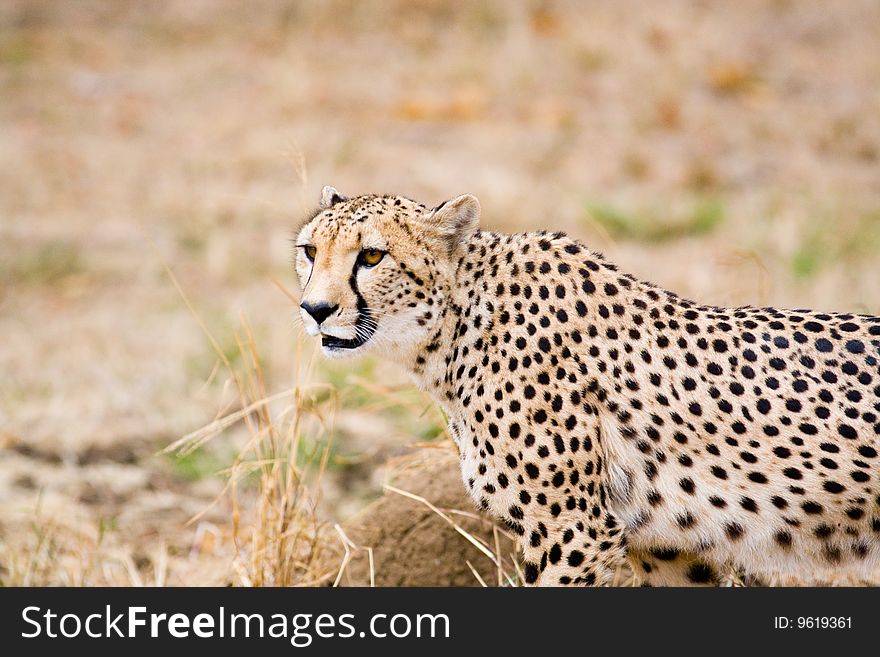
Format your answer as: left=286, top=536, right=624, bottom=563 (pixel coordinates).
left=293, top=186, right=480, bottom=361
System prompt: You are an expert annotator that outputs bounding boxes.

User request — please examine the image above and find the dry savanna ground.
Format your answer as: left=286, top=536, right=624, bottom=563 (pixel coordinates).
left=1, top=0, right=879, bottom=586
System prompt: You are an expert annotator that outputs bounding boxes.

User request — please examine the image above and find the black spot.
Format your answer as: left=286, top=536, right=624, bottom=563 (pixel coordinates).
left=567, top=550, right=585, bottom=567
left=687, top=563, right=715, bottom=584
left=814, top=524, right=834, bottom=539
left=725, top=522, right=744, bottom=540
left=783, top=467, right=803, bottom=480
left=802, top=501, right=824, bottom=515
left=846, top=340, right=865, bottom=354
left=824, top=546, right=842, bottom=563
left=771, top=496, right=788, bottom=509
left=846, top=507, right=865, bottom=520
left=709, top=496, right=727, bottom=508
left=650, top=547, right=679, bottom=561
left=775, top=531, right=793, bottom=549
left=823, top=481, right=845, bottom=494
left=838, top=424, right=858, bottom=440
left=677, top=512, right=696, bottom=528
left=816, top=338, right=833, bottom=353
left=524, top=562, right=539, bottom=584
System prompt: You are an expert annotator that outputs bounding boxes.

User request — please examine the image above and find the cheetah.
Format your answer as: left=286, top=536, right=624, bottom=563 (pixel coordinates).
left=293, top=186, right=880, bottom=586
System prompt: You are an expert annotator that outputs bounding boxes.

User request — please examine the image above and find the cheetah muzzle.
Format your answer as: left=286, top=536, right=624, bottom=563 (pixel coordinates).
left=293, top=186, right=880, bottom=586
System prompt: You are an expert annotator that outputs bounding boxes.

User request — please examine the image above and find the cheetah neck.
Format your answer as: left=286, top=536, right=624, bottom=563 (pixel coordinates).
left=403, top=231, right=497, bottom=412
left=404, top=229, right=622, bottom=438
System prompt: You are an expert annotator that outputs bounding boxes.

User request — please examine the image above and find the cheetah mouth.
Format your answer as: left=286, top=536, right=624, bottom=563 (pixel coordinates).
left=321, top=333, right=369, bottom=350
left=320, top=308, right=376, bottom=351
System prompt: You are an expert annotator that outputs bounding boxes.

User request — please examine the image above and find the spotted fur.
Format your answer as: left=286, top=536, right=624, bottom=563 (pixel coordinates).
left=294, top=188, right=880, bottom=586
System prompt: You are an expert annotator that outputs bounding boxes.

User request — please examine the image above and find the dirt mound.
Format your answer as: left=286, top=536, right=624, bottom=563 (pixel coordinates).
left=339, top=448, right=517, bottom=587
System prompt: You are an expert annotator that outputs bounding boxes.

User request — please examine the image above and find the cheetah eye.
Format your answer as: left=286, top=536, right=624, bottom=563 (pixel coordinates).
left=302, top=245, right=317, bottom=262
left=360, top=249, right=385, bottom=267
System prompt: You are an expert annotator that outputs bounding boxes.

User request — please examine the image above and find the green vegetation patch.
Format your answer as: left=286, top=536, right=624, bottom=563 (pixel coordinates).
left=1, top=240, right=86, bottom=286
left=586, top=197, right=725, bottom=243
left=790, top=211, right=880, bottom=281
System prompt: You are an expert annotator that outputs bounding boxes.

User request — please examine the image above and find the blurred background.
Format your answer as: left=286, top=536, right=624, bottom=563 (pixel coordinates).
left=1, top=0, right=878, bottom=585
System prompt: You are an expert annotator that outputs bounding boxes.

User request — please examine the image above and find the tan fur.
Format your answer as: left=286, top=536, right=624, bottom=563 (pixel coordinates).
left=295, top=190, right=880, bottom=586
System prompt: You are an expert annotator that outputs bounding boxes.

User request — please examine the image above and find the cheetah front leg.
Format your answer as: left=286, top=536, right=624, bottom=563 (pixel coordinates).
left=521, top=508, right=629, bottom=586
left=627, top=547, right=722, bottom=586
left=522, top=532, right=722, bottom=586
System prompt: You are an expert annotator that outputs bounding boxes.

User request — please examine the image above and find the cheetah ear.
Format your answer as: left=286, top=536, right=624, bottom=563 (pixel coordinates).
left=427, top=194, right=481, bottom=254
left=320, top=186, right=348, bottom=209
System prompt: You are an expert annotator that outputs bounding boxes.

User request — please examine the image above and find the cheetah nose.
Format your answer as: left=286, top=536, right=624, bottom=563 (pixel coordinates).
left=300, top=301, right=339, bottom=326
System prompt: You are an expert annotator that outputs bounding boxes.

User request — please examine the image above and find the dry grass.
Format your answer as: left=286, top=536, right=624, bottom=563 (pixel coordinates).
left=162, top=274, right=342, bottom=587
left=0, top=500, right=160, bottom=586
left=1, top=277, right=343, bottom=587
